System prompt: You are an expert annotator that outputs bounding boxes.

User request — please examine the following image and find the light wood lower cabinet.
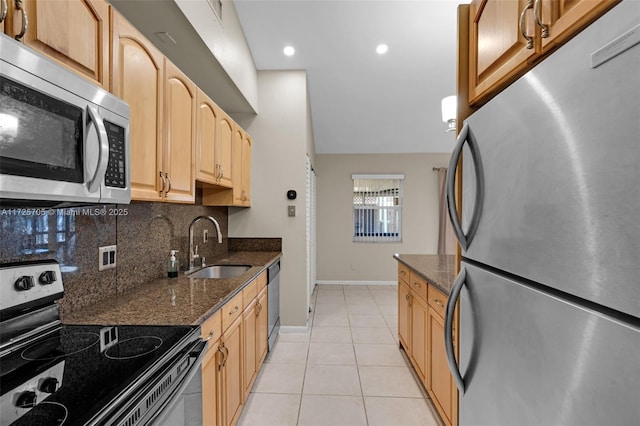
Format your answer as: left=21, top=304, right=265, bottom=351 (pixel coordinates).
left=201, top=310, right=222, bottom=426
left=242, top=297, right=258, bottom=401
left=428, top=297, right=454, bottom=425
left=220, top=314, right=243, bottom=426
left=397, top=263, right=457, bottom=426
left=202, top=270, right=270, bottom=426
left=256, top=287, right=268, bottom=366
left=410, top=292, right=428, bottom=382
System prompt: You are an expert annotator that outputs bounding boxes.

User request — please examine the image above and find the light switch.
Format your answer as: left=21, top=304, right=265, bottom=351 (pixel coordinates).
left=288, top=205, right=296, bottom=217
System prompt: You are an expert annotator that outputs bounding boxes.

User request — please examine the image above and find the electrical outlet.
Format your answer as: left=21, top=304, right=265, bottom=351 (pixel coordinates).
left=99, top=245, right=117, bottom=271
left=203, top=229, right=209, bottom=243
left=288, top=205, right=296, bottom=217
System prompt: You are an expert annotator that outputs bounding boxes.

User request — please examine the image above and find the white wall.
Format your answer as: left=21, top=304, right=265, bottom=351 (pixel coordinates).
left=316, top=153, right=450, bottom=283
left=175, top=0, right=258, bottom=111
left=230, top=71, right=315, bottom=328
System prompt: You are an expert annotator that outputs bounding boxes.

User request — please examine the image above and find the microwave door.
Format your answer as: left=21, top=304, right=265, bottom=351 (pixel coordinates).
left=0, top=71, right=95, bottom=205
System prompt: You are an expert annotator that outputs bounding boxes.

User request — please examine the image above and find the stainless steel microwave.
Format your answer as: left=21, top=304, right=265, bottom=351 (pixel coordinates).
left=0, top=36, right=130, bottom=207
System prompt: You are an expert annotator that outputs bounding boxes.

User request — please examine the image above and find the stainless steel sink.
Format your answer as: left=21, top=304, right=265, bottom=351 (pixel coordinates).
left=187, top=265, right=252, bottom=279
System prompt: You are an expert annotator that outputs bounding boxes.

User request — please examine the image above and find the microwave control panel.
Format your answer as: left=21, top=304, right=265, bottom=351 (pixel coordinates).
left=104, top=120, right=126, bottom=188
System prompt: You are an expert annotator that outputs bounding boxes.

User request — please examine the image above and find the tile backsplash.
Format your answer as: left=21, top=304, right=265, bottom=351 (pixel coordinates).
left=0, top=200, right=228, bottom=316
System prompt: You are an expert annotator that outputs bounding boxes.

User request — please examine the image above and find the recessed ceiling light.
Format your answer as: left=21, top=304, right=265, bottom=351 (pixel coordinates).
left=376, top=44, right=388, bottom=55
left=283, top=46, right=295, bottom=56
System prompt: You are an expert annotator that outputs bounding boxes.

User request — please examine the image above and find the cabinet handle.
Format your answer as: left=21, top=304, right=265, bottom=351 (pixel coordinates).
left=1, top=0, right=8, bottom=24
left=14, top=0, right=28, bottom=41
left=165, top=172, right=172, bottom=194
left=223, top=346, right=229, bottom=367
left=229, top=306, right=239, bottom=315
left=413, top=282, right=420, bottom=288
left=204, top=330, right=215, bottom=341
left=533, top=0, right=548, bottom=38
left=434, top=299, right=444, bottom=308
left=408, top=294, right=412, bottom=307
left=217, top=346, right=226, bottom=370
left=519, top=0, right=535, bottom=49
left=159, top=171, right=166, bottom=197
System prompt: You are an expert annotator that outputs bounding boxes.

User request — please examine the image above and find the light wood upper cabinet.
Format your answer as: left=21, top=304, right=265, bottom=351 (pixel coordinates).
left=112, top=14, right=195, bottom=203
left=469, top=0, right=539, bottom=104
left=202, top=122, right=252, bottom=208
left=163, top=58, right=196, bottom=203
left=468, top=0, right=620, bottom=105
left=196, top=89, right=220, bottom=185
left=538, top=0, right=619, bottom=50
left=233, top=128, right=252, bottom=206
left=5, top=0, right=110, bottom=90
left=111, top=11, right=164, bottom=202
left=217, top=113, right=234, bottom=188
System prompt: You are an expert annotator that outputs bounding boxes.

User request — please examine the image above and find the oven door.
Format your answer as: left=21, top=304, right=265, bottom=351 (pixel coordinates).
left=0, top=37, right=130, bottom=206
left=105, top=339, right=208, bottom=426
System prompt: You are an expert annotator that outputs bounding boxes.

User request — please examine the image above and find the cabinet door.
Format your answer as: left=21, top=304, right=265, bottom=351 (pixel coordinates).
left=410, top=293, right=428, bottom=383
left=221, top=316, right=243, bottom=426
left=398, top=280, right=411, bottom=350
left=539, top=0, right=619, bottom=51
left=216, top=113, right=234, bottom=188
left=428, top=308, right=453, bottom=426
left=240, top=132, right=252, bottom=206
left=242, top=299, right=258, bottom=401
left=469, top=0, right=539, bottom=104
left=11, top=0, right=109, bottom=89
left=202, top=339, right=221, bottom=426
left=111, top=11, right=163, bottom=201
left=196, top=89, right=219, bottom=185
left=256, top=287, right=268, bottom=366
left=163, top=58, right=195, bottom=203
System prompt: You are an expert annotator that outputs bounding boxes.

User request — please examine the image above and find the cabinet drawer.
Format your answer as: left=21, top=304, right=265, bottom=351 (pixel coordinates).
left=398, top=263, right=410, bottom=284
left=243, top=279, right=258, bottom=309
left=409, top=271, right=428, bottom=302
left=201, top=309, right=222, bottom=343
left=256, top=270, right=267, bottom=291
left=222, top=292, right=243, bottom=332
left=428, top=284, right=448, bottom=318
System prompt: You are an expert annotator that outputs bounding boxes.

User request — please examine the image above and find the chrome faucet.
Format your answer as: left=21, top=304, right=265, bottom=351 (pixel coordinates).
left=188, top=216, right=223, bottom=271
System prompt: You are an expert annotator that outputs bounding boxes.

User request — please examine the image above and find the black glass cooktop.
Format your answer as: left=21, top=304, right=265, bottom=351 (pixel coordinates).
left=1, top=324, right=196, bottom=426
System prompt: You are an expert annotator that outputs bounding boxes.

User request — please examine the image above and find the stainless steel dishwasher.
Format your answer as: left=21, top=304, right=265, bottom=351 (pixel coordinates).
left=267, top=260, right=280, bottom=351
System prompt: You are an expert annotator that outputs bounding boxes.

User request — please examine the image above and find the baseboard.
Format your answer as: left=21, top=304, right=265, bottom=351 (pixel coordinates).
left=316, top=280, right=397, bottom=286
left=278, top=326, right=310, bottom=334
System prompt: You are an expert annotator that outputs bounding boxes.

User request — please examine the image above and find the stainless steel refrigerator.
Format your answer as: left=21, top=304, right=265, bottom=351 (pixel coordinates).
left=444, top=1, right=640, bottom=425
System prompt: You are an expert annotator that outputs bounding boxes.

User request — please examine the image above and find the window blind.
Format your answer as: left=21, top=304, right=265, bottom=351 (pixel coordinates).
left=352, top=174, right=404, bottom=243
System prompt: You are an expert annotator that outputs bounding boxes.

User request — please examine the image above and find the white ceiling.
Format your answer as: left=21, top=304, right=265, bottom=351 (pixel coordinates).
left=233, top=0, right=468, bottom=154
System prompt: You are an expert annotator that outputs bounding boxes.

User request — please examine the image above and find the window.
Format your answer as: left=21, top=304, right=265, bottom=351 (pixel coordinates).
left=352, top=174, right=404, bottom=242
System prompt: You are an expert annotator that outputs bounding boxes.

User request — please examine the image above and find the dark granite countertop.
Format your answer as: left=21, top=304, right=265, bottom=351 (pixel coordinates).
left=62, top=251, right=281, bottom=326
left=393, top=254, right=456, bottom=295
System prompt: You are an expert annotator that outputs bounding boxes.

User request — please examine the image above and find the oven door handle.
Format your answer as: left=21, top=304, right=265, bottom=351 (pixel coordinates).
left=86, top=105, right=110, bottom=194
left=147, top=339, right=208, bottom=425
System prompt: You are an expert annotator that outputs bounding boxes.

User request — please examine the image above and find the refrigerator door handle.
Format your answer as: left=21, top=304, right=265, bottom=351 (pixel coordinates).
left=446, top=121, right=484, bottom=251
left=445, top=267, right=466, bottom=393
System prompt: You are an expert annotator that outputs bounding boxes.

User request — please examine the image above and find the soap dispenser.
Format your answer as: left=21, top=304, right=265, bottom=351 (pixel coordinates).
left=167, top=250, right=180, bottom=278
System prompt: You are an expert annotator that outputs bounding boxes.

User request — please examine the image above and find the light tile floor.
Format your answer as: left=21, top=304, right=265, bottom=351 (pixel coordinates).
left=237, top=284, right=442, bottom=426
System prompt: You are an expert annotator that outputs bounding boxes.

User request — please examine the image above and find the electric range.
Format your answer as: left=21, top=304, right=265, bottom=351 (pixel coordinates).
left=0, top=260, right=206, bottom=426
